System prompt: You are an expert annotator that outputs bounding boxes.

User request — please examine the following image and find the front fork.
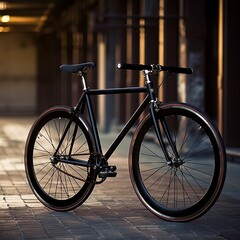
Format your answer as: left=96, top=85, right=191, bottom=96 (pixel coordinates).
left=149, top=102, right=181, bottom=166
left=144, top=70, right=180, bottom=166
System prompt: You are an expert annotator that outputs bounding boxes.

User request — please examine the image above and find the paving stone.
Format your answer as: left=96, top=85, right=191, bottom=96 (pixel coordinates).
left=0, top=117, right=240, bottom=239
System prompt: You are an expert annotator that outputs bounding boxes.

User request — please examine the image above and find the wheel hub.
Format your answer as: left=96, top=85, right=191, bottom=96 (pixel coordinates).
left=168, top=157, right=185, bottom=168
left=50, top=156, right=59, bottom=165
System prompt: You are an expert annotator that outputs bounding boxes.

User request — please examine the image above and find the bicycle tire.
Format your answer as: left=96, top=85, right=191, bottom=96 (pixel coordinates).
left=129, top=103, right=226, bottom=222
left=25, top=106, right=96, bottom=211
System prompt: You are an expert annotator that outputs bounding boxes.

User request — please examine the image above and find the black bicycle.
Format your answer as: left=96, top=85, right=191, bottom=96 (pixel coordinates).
left=24, top=62, right=226, bottom=222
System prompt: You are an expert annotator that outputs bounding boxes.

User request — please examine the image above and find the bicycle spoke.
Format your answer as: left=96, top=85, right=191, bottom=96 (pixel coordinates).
left=130, top=106, right=224, bottom=220
left=28, top=114, right=94, bottom=202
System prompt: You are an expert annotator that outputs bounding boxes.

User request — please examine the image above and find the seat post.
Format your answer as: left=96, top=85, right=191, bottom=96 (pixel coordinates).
left=78, top=71, right=88, bottom=91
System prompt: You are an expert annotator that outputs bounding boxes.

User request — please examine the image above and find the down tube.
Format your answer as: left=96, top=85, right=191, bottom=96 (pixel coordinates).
left=104, top=95, right=150, bottom=160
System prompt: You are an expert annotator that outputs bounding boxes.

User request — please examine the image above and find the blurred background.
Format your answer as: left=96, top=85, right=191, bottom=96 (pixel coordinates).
left=0, top=0, right=239, bottom=149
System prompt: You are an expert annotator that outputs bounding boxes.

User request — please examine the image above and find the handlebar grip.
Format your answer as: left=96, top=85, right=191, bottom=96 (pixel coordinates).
left=117, top=62, right=152, bottom=71
left=160, top=66, right=193, bottom=74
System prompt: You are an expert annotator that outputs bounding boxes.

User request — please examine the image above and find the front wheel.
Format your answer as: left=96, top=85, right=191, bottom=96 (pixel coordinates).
left=24, top=106, right=96, bottom=211
left=129, top=103, right=226, bottom=222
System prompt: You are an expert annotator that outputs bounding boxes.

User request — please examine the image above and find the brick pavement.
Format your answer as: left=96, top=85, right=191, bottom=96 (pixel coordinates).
left=0, top=117, right=240, bottom=239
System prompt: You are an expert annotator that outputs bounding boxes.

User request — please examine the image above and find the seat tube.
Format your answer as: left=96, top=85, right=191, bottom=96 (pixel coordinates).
left=80, top=73, right=102, bottom=155
left=85, top=92, right=102, bottom=155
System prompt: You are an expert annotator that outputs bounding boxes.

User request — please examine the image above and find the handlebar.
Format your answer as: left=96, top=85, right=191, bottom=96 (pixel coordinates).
left=117, top=62, right=193, bottom=74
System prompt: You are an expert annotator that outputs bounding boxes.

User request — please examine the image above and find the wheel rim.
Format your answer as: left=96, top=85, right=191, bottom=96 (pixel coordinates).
left=130, top=107, right=225, bottom=220
left=25, top=110, right=96, bottom=210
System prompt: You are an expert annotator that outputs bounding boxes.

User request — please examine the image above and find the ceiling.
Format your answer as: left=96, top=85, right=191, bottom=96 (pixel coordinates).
left=0, top=0, right=57, bottom=33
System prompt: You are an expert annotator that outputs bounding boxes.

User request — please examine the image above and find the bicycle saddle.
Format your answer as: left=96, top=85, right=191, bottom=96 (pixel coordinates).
left=60, top=62, right=96, bottom=73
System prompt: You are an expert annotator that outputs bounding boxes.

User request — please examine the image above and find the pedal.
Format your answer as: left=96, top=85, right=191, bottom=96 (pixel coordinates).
left=98, top=166, right=117, bottom=178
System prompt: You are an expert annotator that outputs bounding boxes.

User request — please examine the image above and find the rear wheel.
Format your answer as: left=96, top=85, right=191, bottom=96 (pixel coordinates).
left=129, top=103, right=226, bottom=221
left=25, top=107, right=96, bottom=211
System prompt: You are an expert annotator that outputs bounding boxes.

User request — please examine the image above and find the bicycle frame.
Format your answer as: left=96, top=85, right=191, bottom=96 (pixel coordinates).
left=86, top=87, right=150, bottom=160
left=53, top=71, right=176, bottom=166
